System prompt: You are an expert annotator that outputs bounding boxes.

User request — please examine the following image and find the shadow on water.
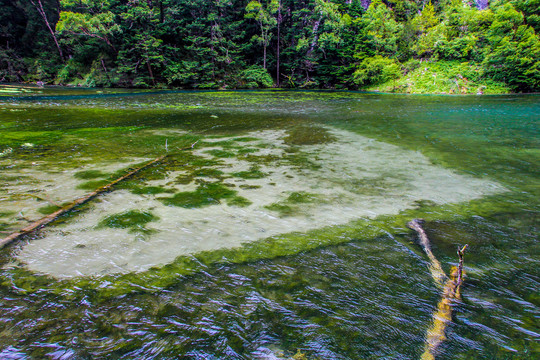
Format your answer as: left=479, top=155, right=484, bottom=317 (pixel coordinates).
left=0, top=89, right=538, bottom=359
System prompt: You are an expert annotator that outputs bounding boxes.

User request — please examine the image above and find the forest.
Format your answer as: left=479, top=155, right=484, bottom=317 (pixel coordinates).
left=1, top=0, right=539, bottom=93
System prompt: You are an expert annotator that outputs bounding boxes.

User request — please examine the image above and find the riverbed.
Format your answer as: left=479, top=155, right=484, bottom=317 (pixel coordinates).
left=0, top=87, right=538, bottom=359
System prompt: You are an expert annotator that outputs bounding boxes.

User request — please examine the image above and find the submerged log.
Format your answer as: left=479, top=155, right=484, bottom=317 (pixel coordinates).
left=407, top=219, right=446, bottom=286
left=407, top=219, right=468, bottom=360
left=0, top=141, right=199, bottom=249
left=0, top=155, right=165, bottom=249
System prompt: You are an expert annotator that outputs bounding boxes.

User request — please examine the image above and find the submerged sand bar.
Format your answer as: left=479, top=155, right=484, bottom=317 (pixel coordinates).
left=15, top=127, right=505, bottom=278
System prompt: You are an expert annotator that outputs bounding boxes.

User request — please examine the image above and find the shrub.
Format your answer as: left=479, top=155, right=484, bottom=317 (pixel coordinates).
left=240, top=66, right=274, bottom=88
left=353, top=56, right=401, bottom=86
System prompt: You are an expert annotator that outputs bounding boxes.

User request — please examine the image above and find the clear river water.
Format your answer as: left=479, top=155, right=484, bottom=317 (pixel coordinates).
left=0, top=86, right=538, bottom=359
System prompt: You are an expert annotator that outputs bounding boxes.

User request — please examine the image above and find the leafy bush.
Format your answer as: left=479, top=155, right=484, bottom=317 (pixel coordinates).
left=240, top=66, right=274, bottom=88
left=481, top=3, right=540, bottom=91
left=353, top=56, right=401, bottom=86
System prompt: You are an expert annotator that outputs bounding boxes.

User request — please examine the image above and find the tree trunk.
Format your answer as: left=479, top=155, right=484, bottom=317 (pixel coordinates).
left=159, top=0, right=164, bottom=23
left=101, top=58, right=112, bottom=84
left=0, top=155, right=166, bottom=249
left=276, top=1, right=281, bottom=87
left=263, top=43, right=267, bottom=70
left=146, top=58, right=156, bottom=86
left=307, top=16, right=323, bottom=57
left=0, top=141, right=199, bottom=249
left=407, top=219, right=469, bottom=360
left=30, top=0, right=65, bottom=62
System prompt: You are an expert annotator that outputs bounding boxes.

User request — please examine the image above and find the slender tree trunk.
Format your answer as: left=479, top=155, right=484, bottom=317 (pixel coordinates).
left=159, top=0, right=164, bottom=23
left=307, top=16, right=323, bottom=57
left=30, top=0, right=65, bottom=62
left=146, top=58, right=156, bottom=86
left=101, top=58, right=112, bottom=84
left=263, top=43, right=267, bottom=70
left=276, top=1, right=281, bottom=87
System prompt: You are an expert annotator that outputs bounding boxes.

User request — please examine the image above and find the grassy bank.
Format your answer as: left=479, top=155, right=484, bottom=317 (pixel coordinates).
left=362, top=61, right=510, bottom=95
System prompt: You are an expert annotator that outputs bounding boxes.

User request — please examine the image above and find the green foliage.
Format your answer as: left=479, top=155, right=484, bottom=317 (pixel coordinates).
left=56, top=11, right=119, bottom=48
left=362, top=0, right=403, bottom=56
left=240, top=65, right=274, bottom=88
left=0, top=0, right=538, bottom=92
left=353, top=55, right=401, bottom=86
left=363, top=60, right=510, bottom=94
left=482, top=3, right=540, bottom=91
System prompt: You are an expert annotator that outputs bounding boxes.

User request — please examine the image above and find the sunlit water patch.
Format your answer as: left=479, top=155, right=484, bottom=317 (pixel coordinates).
left=15, top=127, right=505, bottom=278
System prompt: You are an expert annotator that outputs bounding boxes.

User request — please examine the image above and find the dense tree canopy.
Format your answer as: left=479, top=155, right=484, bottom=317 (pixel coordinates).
left=0, top=0, right=538, bottom=92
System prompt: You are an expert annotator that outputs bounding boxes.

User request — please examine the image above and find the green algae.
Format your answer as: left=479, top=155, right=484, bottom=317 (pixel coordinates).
left=77, top=179, right=111, bottom=190
left=1, top=192, right=524, bottom=300
left=236, top=147, right=259, bottom=155
left=286, top=191, right=320, bottom=204
left=284, top=151, right=322, bottom=171
left=131, top=186, right=174, bottom=195
left=175, top=174, right=194, bottom=185
left=239, top=153, right=281, bottom=165
left=189, top=158, right=222, bottom=167
left=264, top=203, right=296, bottom=217
left=284, top=125, right=336, bottom=146
left=0, top=222, right=9, bottom=232
left=98, top=210, right=159, bottom=230
left=0, top=211, right=15, bottom=218
left=74, top=170, right=108, bottom=180
left=160, top=182, right=237, bottom=208
left=227, top=196, right=252, bottom=207
left=232, top=166, right=267, bottom=179
left=38, top=204, right=62, bottom=215
left=201, top=140, right=237, bottom=149
left=233, top=137, right=260, bottom=142
left=239, top=184, right=261, bottom=190
left=204, top=149, right=236, bottom=158
left=193, top=168, right=225, bottom=179
left=264, top=192, right=322, bottom=217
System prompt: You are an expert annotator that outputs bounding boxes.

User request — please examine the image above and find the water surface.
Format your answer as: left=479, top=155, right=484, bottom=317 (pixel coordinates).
left=0, top=88, right=538, bottom=359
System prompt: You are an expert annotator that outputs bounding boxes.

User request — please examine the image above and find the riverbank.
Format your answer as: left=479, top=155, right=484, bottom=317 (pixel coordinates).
left=0, top=81, right=514, bottom=96
left=361, top=61, right=511, bottom=95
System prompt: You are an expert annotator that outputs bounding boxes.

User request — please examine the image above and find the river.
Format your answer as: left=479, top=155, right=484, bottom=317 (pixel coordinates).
left=0, top=87, right=538, bottom=359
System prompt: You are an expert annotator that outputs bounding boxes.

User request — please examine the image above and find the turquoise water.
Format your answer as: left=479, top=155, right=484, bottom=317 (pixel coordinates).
left=0, top=88, right=538, bottom=359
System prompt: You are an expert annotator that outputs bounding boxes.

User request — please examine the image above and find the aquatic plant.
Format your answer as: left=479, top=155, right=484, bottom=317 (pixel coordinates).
left=99, top=210, right=159, bottom=230
left=160, top=182, right=238, bottom=208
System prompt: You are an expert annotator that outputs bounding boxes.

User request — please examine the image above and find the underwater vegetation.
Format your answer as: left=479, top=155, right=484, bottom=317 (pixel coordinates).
left=98, top=210, right=159, bottom=230
left=0, top=90, right=537, bottom=359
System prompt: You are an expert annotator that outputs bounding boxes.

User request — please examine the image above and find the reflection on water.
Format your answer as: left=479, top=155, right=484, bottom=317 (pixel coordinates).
left=0, top=88, right=538, bottom=359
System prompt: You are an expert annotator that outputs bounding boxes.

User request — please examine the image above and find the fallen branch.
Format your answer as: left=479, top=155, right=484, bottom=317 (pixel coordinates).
left=0, top=141, right=199, bottom=249
left=0, top=155, right=164, bottom=249
left=407, top=219, right=446, bottom=286
left=407, top=219, right=468, bottom=360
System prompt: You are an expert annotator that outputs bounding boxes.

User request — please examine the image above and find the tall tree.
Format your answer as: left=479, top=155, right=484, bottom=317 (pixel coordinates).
left=29, top=0, right=65, bottom=61
left=245, top=0, right=279, bottom=70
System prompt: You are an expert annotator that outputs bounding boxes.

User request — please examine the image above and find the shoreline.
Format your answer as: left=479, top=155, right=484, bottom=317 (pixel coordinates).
left=1, top=83, right=537, bottom=96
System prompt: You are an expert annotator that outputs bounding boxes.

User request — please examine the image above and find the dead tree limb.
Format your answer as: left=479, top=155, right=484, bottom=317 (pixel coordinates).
left=0, top=155, right=164, bottom=249
left=0, top=141, right=199, bottom=249
left=407, top=219, right=468, bottom=360
left=407, top=218, right=446, bottom=286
